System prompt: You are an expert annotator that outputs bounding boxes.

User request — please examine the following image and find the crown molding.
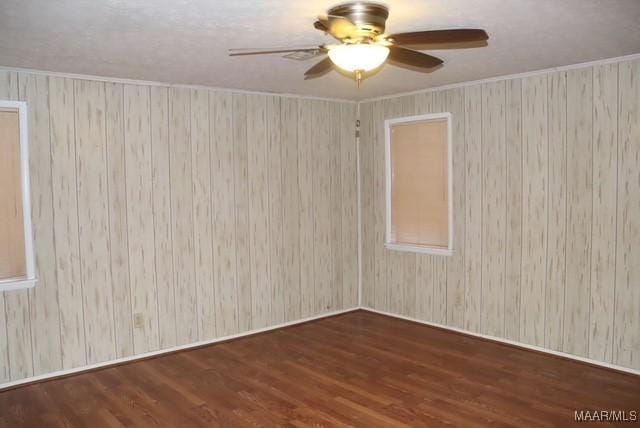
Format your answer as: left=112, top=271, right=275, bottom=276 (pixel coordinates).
left=361, top=52, right=640, bottom=103
left=2, top=53, right=638, bottom=104
left=0, top=65, right=356, bottom=104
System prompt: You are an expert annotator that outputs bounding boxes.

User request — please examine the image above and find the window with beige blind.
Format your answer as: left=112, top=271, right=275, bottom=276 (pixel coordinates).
left=0, top=101, right=35, bottom=291
left=385, top=113, right=453, bottom=256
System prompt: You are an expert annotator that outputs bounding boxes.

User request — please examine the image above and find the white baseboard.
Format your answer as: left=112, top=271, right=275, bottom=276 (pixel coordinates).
left=0, top=307, right=359, bottom=390
left=3, top=305, right=635, bottom=390
left=359, top=306, right=640, bottom=377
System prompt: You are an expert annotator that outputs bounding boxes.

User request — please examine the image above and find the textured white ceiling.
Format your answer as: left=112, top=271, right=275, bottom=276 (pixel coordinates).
left=1, top=0, right=639, bottom=100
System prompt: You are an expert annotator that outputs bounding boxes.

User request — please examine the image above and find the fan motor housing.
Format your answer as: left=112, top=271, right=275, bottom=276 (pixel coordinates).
left=328, top=2, right=389, bottom=38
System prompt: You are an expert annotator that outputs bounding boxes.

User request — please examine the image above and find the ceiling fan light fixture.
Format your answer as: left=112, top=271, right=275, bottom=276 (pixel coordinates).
left=328, top=43, right=389, bottom=73
left=229, top=1, right=489, bottom=85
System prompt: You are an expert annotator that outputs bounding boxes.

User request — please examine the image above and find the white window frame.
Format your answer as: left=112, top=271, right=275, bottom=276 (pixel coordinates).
left=384, top=112, right=454, bottom=256
left=0, top=100, right=36, bottom=291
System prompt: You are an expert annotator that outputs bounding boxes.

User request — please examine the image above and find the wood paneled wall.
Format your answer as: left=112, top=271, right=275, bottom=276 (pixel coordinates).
left=0, top=71, right=358, bottom=384
left=359, top=58, right=640, bottom=370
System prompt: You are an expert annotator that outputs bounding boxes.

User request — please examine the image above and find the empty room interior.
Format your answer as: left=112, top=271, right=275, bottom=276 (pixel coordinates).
left=0, top=0, right=639, bottom=426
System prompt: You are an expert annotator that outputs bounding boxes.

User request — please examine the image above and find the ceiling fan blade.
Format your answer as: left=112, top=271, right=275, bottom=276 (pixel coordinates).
left=387, top=29, right=488, bottom=46
left=317, top=14, right=359, bottom=40
left=229, top=46, right=323, bottom=56
left=388, top=46, right=443, bottom=70
left=304, top=56, right=333, bottom=79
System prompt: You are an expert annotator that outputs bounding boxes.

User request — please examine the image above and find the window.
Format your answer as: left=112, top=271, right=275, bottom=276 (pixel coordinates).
left=385, top=113, right=453, bottom=256
left=0, top=101, right=35, bottom=290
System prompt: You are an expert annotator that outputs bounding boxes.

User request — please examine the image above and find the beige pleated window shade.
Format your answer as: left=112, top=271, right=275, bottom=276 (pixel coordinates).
left=389, top=118, right=449, bottom=248
left=0, top=108, right=27, bottom=281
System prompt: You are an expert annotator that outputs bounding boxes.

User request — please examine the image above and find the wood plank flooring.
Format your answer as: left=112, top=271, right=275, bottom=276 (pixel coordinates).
left=0, top=310, right=638, bottom=427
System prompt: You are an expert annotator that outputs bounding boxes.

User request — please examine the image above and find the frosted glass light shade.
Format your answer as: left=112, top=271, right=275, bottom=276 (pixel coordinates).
left=328, top=44, right=389, bottom=72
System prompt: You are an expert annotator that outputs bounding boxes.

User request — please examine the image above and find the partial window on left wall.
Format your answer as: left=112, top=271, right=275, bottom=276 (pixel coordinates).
left=0, top=101, right=35, bottom=291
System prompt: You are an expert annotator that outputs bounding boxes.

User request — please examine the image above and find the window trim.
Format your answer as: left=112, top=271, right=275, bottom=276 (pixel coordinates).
left=0, top=100, right=36, bottom=291
left=384, top=112, right=454, bottom=256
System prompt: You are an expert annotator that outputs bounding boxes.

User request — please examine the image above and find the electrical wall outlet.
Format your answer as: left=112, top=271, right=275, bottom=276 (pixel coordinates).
left=134, top=313, right=144, bottom=329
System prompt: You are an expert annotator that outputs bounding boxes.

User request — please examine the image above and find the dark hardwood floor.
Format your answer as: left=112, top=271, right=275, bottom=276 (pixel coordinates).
left=1, top=310, right=638, bottom=427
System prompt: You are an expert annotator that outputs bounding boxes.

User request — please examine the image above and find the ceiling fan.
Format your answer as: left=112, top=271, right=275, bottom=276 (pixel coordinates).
left=229, top=1, right=488, bottom=86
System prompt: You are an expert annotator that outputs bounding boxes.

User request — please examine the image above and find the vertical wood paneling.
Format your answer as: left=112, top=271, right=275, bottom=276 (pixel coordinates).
left=464, top=85, right=483, bottom=333
left=564, top=68, right=593, bottom=357
left=614, top=59, right=640, bottom=369
left=415, top=255, right=433, bottom=322
left=232, top=94, right=252, bottom=330
left=247, top=94, right=271, bottom=328
left=520, top=75, right=548, bottom=347
left=105, top=83, right=134, bottom=358
left=589, top=63, right=618, bottom=362
left=481, top=81, right=507, bottom=337
left=0, top=72, right=359, bottom=386
left=329, top=101, right=344, bottom=311
left=74, top=79, right=116, bottom=363
left=190, top=89, right=215, bottom=340
left=359, top=102, right=375, bottom=309
left=267, top=96, right=285, bottom=324
left=341, top=103, right=358, bottom=308
left=297, top=98, right=315, bottom=317
left=1, top=71, right=32, bottom=381
left=504, top=79, right=523, bottom=341
left=445, top=88, right=466, bottom=329
left=2, top=275, right=30, bottom=378
left=4, top=58, right=639, bottom=383
left=169, top=87, right=197, bottom=345
left=210, top=91, right=239, bottom=336
left=280, top=98, right=301, bottom=321
left=150, top=86, right=176, bottom=348
left=124, top=84, right=159, bottom=353
left=359, top=58, right=639, bottom=371
left=1, top=268, right=29, bottom=378
left=19, top=74, right=60, bottom=376
left=545, top=72, right=567, bottom=351
left=49, top=76, right=86, bottom=369
left=313, top=101, right=332, bottom=314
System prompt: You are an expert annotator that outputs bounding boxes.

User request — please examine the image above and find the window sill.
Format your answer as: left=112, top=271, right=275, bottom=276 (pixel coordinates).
left=0, top=278, right=37, bottom=292
left=385, top=243, right=454, bottom=257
